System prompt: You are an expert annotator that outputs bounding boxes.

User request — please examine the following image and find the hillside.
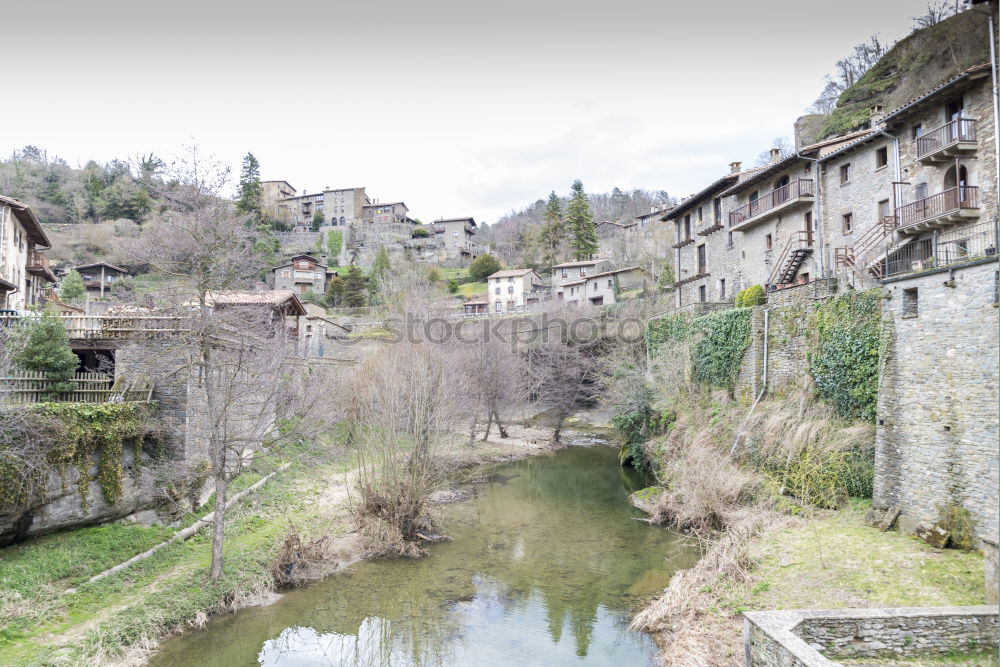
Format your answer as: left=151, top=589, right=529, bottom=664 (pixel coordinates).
left=818, top=8, right=992, bottom=139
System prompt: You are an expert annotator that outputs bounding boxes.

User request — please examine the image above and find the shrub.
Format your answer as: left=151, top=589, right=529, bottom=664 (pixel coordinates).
left=468, top=254, right=502, bottom=282
left=412, top=227, right=429, bottom=238
left=13, top=309, right=79, bottom=395
left=735, top=284, right=765, bottom=307
left=59, top=270, right=85, bottom=302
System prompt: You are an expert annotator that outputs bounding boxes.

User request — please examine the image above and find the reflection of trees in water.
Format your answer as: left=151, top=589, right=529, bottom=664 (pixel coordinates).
left=238, top=446, right=694, bottom=665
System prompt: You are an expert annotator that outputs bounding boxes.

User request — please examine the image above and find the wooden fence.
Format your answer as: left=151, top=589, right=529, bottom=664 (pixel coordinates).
left=0, top=371, right=153, bottom=404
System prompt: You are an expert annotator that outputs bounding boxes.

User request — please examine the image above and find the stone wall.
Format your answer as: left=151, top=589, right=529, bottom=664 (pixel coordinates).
left=875, top=259, right=999, bottom=546
left=745, top=606, right=999, bottom=666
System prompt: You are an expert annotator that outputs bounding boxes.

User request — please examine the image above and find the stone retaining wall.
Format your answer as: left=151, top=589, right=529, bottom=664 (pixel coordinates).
left=744, top=606, right=999, bottom=666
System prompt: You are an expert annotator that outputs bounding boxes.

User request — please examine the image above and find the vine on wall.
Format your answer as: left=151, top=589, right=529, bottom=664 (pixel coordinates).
left=809, top=289, right=883, bottom=423
left=646, top=307, right=753, bottom=390
left=0, top=402, right=160, bottom=511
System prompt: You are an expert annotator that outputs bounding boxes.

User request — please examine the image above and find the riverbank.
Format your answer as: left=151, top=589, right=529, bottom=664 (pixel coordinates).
left=0, top=422, right=567, bottom=666
left=634, top=501, right=986, bottom=665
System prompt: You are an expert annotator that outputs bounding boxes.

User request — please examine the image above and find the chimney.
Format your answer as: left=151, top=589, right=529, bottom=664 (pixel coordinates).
left=650, top=205, right=656, bottom=213
left=729, top=161, right=742, bottom=174
left=870, top=104, right=885, bottom=124
left=769, top=148, right=782, bottom=163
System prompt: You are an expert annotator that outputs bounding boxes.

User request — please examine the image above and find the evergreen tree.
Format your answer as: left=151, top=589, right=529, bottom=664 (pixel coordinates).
left=539, top=191, right=564, bottom=271
left=235, top=152, right=263, bottom=223
left=14, top=309, right=79, bottom=394
left=610, top=186, right=627, bottom=220
left=566, top=180, right=598, bottom=261
left=342, top=266, right=368, bottom=307
left=370, top=245, right=391, bottom=284
left=59, top=269, right=85, bottom=302
left=311, top=210, right=325, bottom=231
left=325, top=275, right=346, bottom=307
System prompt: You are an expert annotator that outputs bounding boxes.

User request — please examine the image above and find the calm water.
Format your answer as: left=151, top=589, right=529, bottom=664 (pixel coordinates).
left=151, top=440, right=697, bottom=666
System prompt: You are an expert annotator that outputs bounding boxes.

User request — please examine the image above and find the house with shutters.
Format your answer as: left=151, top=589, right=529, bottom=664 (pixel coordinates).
left=272, top=254, right=335, bottom=297
left=0, top=195, right=55, bottom=311
left=487, top=268, right=545, bottom=314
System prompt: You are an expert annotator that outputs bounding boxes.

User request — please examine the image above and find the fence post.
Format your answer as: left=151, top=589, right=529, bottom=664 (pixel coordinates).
left=932, top=230, right=939, bottom=268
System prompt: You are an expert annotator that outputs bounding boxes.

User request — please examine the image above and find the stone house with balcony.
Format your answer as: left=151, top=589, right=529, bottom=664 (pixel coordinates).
left=665, top=166, right=742, bottom=307
left=362, top=201, right=412, bottom=224
left=432, top=217, right=478, bottom=261
left=272, top=254, right=334, bottom=297
left=487, top=268, right=544, bottom=314
left=0, top=195, right=55, bottom=311
left=264, top=183, right=372, bottom=229
left=551, top=259, right=613, bottom=302
left=71, top=262, right=130, bottom=299
left=579, top=266, right=649, bottom=306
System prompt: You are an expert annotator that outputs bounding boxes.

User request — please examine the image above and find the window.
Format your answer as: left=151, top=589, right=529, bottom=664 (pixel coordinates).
left=561, top=269, right=568, bottom=278
left=593, top=282, right=598, bottom=291
left=912, top=124, right=923, bottom=139
left=839, top=163, right=851, bottom=184
left=508, top=277, right=514, bottom=282
left=875, top=147, right=888, bottom=169
left=799, top=272, right=809, bottom=283
left=495, top=287, right=500, bottom=295
left=507, top=286, right=514, bottom=294
left=495, top=301, right=502, bottom=313
left=727, top=231, right=734, bottom=247
left=719, top=278, right=726, bottom=299
left=902, top=288, right=918, bottom=318
left=699, top=285, right=706, bottom=302
left=842, top=213, right=853, bottom=234
left=914, top=182, right=928, bottom=201
left=684, top=214, right=691, bottom=239
left=713, top=197, right=722, bottom=224
left=765, top=234, right=773, bottom=250
left=607, top=279, right=613, bottom=288
left=281, top=270, right=290, bottom=278
left=878, top=199, right=891, bottom=219
left=697, top=206, right=703, bottom=223
left=697, top=244, right=706, bottom=273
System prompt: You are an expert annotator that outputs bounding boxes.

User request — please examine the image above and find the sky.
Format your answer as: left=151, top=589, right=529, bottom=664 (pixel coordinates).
left=5, top=0, right=938, bottom=223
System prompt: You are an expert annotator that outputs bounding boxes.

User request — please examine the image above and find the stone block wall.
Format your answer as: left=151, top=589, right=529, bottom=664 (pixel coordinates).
left=875, top=259, right=999, bottom=546
left=745, top=606, right=999, bottom=666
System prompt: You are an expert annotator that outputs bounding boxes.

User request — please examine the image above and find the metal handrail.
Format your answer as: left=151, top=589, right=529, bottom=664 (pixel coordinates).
left=915, top=118, right=977, bottom=159
left=767, top=230, right=814, bottom=287
left=897, top=186, right=979, bottom=229
left=730, top=179, right=814, bottom=227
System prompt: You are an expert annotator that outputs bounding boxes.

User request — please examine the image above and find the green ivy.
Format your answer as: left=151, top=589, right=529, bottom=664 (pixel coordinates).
left=0, top=402, right=159, bottom=511
left=647, top=307, right=753, bottom=391
left=613, top=407, right=674, bottom=470
left=809, top=290, right=883, bottom=423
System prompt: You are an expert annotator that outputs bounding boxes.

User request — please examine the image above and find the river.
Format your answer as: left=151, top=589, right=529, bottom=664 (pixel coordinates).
left=150, top=436, right=697, bottom=666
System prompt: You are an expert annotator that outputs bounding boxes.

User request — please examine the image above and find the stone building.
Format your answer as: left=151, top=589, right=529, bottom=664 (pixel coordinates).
left=432, top=217, right=478, bottom=262
left=550, top=259, right=613, bottom=303
left=0, top=195, right=55, bottom=311
left=487, top=268, right=545, bottom=314
left=71, top=262, right=131, bottom=299
left=272, top=254, right=334, bottom=296
left=264, top=183, right=372, bottom=230
left=362, top=201, right=412, bottom=224
left=578, top=266, right=649, bottom=307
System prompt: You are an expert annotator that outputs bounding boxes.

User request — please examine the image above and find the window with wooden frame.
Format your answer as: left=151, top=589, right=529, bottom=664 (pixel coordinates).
left=840, top=163, right=851, bottom=184
left=842, top=212, right=853, bottom=234
left=875, top=147, right=888, bottom=170
left=765, top=234, right=773, bottom=250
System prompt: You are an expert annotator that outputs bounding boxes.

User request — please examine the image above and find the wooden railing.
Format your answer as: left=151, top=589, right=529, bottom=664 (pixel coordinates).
left=26, top=251, right=50, bottom=271
left=0, top=371, right=153, bottom=404
left=0, top=314, right=189, bottom=340
left=915, top=118, right=977, bottom=159
left=767, top=230, right=813, bottom=287
left=729, top=179, right=814, bottom=227
left=896, top=186, right=979, bottom=229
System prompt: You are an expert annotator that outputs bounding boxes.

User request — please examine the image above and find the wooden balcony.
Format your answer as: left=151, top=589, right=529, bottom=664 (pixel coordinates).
left=896, top=186, right=979, bottom=234
left=915, top=119, right=977, bottom=163
left=0, top=314, right=188, bottom=342
left=26, top=251, right=56, bottom=282
left=729, top=179, right=814, bottom=231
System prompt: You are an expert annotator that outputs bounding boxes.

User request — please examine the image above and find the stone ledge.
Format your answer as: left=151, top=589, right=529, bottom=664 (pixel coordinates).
left=744, top=606, right=999, bottom=666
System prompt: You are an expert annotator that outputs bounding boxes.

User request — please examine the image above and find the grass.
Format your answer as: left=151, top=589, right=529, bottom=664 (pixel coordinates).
left=457, top=281, right=487, bottom=298
left=0, top=442, right=355, bottom=666
left=748, top=504, right=984, bottom=612
left=841, top=654, right=998, bottom=666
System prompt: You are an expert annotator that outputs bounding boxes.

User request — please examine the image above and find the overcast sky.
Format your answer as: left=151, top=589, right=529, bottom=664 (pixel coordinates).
left=6, top=0, right=936, bottom=223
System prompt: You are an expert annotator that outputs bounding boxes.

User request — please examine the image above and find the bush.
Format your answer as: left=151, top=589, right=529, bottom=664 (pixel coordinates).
left=447, top=279, right=459, bottom=293
left=412, top=227, right=429, bottom=238
left=468, top=254, right=501, bottom=282
left=59, top=270, right=85, bottom=302
left=13, top=309, right=79, bottom=395
left=735, top=285, right=765, bottom=307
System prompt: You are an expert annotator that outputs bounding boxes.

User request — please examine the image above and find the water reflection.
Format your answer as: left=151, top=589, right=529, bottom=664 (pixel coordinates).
left=152, top=442, right=698, bottom=667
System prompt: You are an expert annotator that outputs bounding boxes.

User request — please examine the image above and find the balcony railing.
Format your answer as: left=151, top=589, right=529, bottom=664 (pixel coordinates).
left=729, top=179, right=814, bottom=229
left=0, top=314, right=188, bottom=340
left=915, top=119, right=977, bottom=161
left=26, top=251, right=49, bottom=271
left=883, top=219, right=998, bottom=278
left=896, top=186, right=978, bottom=231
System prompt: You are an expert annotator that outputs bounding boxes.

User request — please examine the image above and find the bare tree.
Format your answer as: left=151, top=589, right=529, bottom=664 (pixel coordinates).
left=461, top=334, right=528, bottom=441
left=127, top=147, right=336, bottom=578
left=526, top=326, right=599, bottom=443
left=912, top=1, right=960, bottom=29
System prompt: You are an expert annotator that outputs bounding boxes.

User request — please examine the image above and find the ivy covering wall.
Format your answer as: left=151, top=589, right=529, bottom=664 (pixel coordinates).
left=809, top=290, right=883, bottom=423
left=647, top=307, right=753, bottom=390
left=0, top=402, right=159, bottom=511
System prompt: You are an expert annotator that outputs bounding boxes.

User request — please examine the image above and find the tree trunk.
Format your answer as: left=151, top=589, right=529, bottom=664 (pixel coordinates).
left=210, top=467, right=228, bottom=579
left=481, top=409, right=493, bottom=442
left=552, top=412, right=565, bottom=444
left=493, top=407, right=508, bottom=439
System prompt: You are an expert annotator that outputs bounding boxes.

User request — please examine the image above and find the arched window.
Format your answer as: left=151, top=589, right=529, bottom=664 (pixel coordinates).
left=944, top=165, right=970, bottom=207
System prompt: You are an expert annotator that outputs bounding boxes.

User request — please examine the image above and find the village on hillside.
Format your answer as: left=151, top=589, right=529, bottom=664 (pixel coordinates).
left=0, top=1, right=997, bottom=666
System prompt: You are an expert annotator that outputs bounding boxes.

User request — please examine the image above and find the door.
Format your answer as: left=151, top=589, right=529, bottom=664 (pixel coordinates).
left=774, top=175, right=790, bottom=205
left=946, top=98, right=964, bottom=141
left=944, top=165, right=969, bottom=205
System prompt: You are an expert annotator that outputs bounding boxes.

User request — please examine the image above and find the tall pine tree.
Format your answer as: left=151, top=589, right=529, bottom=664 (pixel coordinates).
left=539, top=191, right=564, bottom=272
left=566, top=180, right=598, bottom=261
left=235, top=152, right=263, bottom=224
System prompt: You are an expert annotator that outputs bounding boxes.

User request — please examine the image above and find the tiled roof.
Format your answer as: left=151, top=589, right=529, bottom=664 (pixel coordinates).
left=488, top=269, right=536, bottom=279
left=206, top=290, right=308, bottom=315
left=882, top=63, right=991, bottom=123
left=663, top=174, right=739, bottom=220
left=73, top=262, right=129, bottom=273
left=0, top=194, right=49, bottom=247
left=588, top=266, right=646, bottom=280
left=435, top=217, right=477, bottom=226
left=552, top=259, right=608, bottom=268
